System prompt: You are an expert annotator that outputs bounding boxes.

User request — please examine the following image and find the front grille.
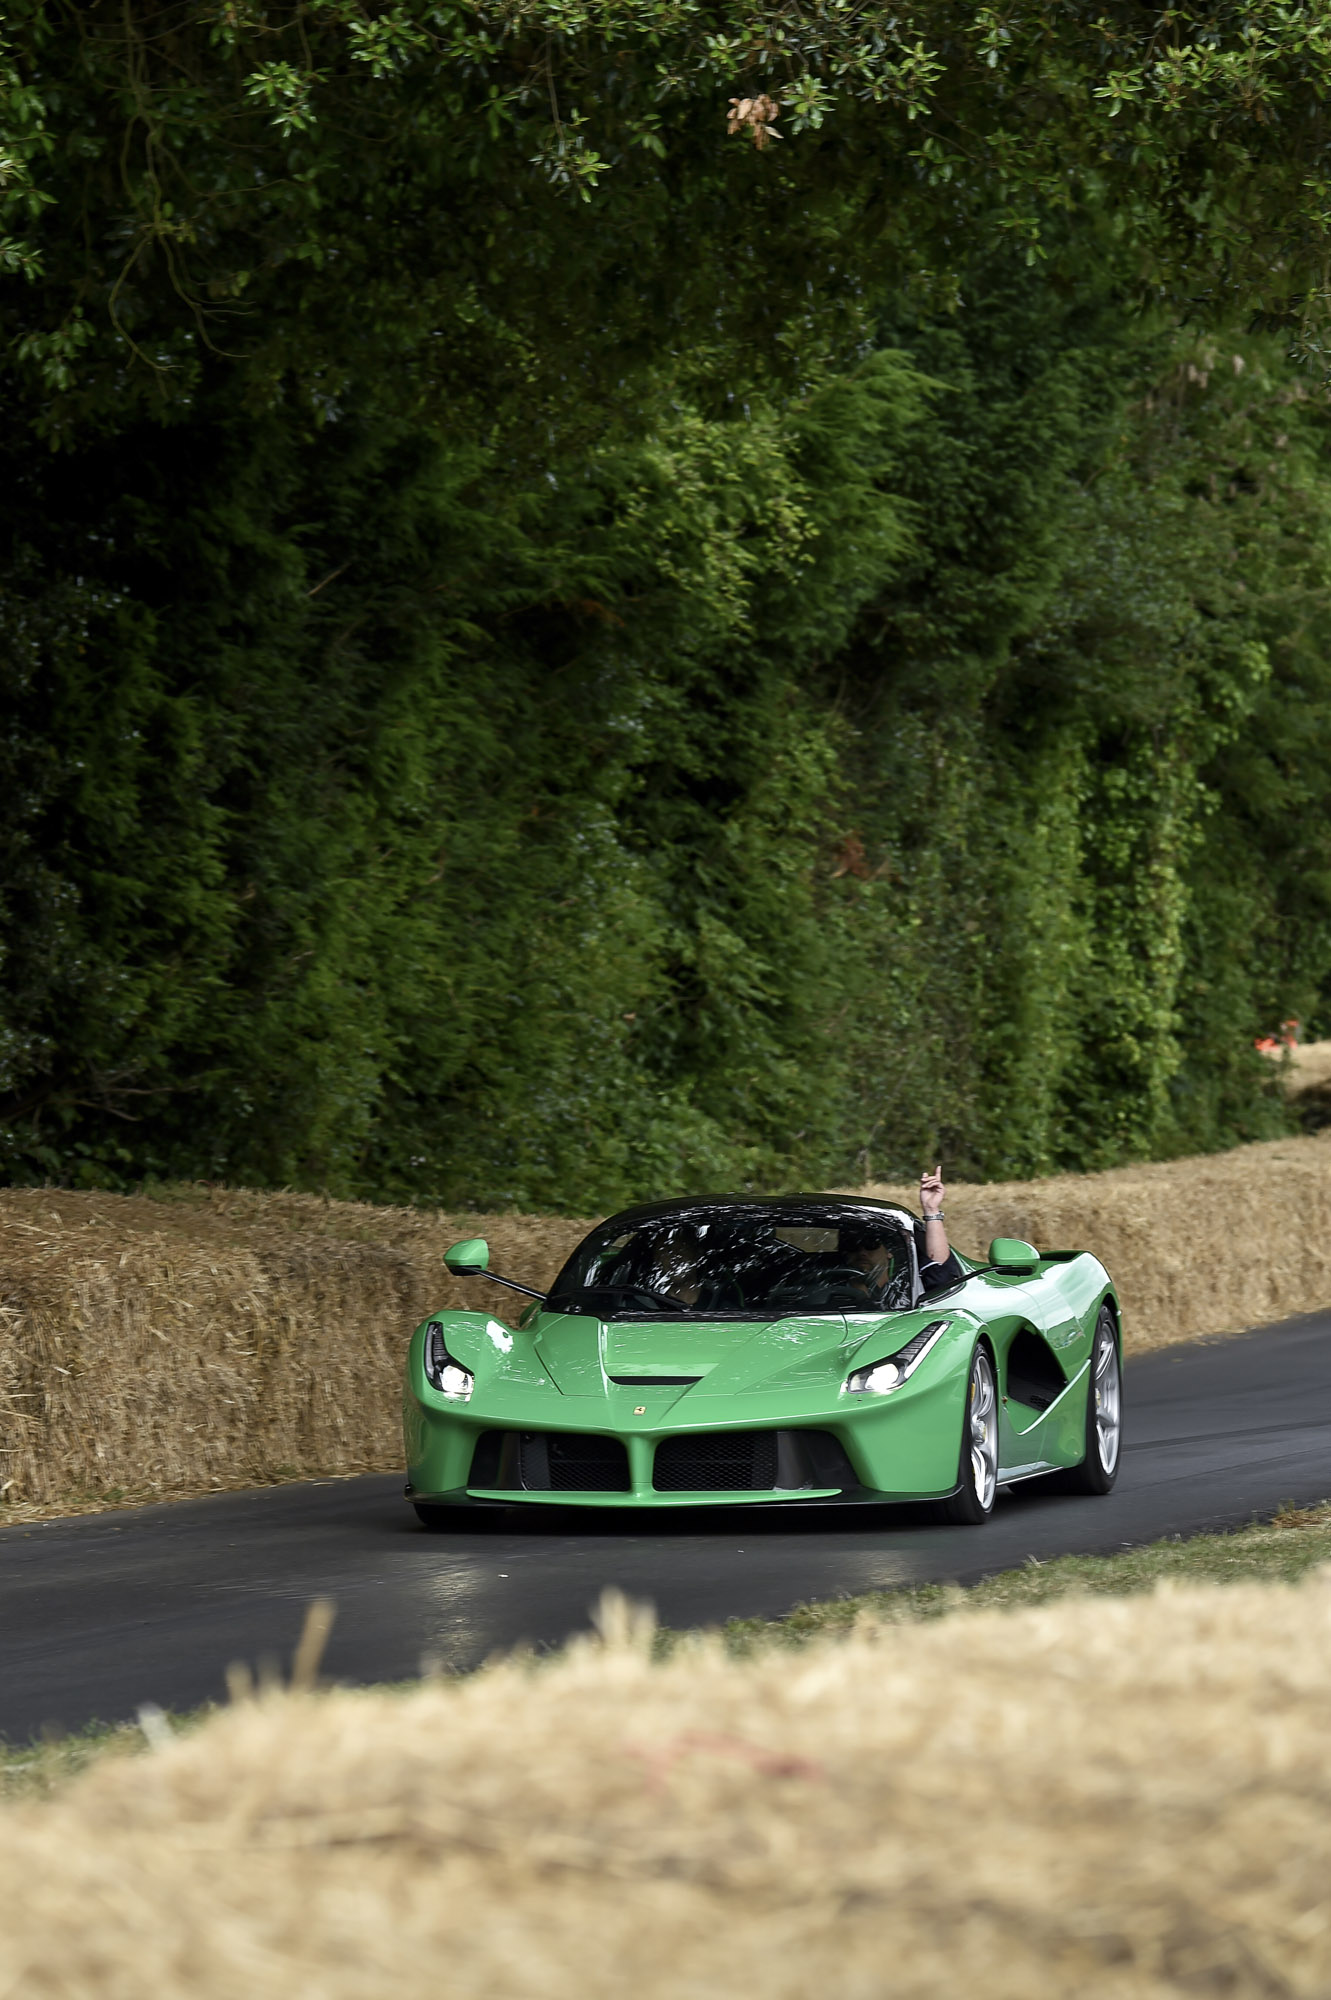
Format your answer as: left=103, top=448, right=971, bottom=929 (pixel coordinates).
left=653, top=1430, right=779, bottom=1492
left=652, top=1428, right=856, bottom=1494
left=539, top=1433, right=631, bottom=1492
left=468, top=1430, right=630, bottom=1493
left=470, top=1428, right=853, bottom=1497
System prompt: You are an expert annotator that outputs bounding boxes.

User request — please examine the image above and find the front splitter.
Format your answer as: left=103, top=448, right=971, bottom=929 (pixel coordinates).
left=406, top=1482, right=960, bottom=1510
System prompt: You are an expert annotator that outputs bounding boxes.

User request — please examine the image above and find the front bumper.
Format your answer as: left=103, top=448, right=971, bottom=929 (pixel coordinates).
left=404, top=1373, right=966, bottom=1508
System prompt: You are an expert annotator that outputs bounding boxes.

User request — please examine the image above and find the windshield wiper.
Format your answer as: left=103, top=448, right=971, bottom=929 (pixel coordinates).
left=553, top=1285, right=704, bottom=1318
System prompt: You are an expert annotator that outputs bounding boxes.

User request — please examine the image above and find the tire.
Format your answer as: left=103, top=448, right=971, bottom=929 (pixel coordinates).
left=413, top=1503, right=451, bottom=1531
left=939, top=1345, right=999, bottom=1524
left=1065, top=1304, right=1122, bottom=1495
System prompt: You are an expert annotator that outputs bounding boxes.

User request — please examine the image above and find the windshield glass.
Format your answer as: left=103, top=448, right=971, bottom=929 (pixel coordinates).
left=546, top=1206, right=917, bottom=1319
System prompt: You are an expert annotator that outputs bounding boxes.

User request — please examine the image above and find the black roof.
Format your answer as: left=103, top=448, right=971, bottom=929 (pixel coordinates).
left=595, top=1193, right=920, bottom=1232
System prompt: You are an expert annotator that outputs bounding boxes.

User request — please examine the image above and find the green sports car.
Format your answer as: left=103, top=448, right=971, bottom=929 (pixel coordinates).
left=402, top=1195, right=1123, bottom=1524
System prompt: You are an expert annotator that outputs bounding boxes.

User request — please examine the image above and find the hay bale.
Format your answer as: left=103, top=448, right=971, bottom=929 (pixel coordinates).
left=0, top=1187, right=588, bottom=1507
left=2, top=1571, right=1330, bottom=1997
left=1284, top=1038, right=1331, bottom=1131
left=4, top=1132, right=1331, bottom=1512
left=1285, top=1038, right=1331, bottom=1097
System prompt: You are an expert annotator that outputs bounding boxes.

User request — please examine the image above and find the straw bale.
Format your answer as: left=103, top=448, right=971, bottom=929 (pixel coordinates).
left=0, top=1186, right=586, bottom=1509
left=4, top=1131, right=1331, bottom=1513
left=2, top=1570, right=1331, bottom=1996
left=1286, top=1037, right=1331, bottom=1096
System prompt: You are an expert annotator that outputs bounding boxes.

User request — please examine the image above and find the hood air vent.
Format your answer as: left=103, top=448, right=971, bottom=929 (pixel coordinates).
left=608, top=1375, right=701, bottom=1387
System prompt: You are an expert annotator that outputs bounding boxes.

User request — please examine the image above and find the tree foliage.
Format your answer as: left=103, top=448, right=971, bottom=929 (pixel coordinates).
left=4, top=2, right=1331, bottom=1201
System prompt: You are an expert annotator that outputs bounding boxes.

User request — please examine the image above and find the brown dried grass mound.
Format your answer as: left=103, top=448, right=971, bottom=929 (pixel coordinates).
left=5, top=1130, right=1331, bottom=1513
left=3, top=1573, right=1331, bottom=1998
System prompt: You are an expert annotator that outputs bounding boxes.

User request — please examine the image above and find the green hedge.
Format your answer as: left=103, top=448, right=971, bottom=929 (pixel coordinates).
left=4, top=7, right=1330, bottom=1204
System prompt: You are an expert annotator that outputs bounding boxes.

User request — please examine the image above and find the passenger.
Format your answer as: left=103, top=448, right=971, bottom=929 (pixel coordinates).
left=648, top=1222, right=705, bottom=1306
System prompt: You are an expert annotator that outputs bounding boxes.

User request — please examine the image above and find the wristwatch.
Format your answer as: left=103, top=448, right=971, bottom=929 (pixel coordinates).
left=923, top=1210, right=945, bottom=1222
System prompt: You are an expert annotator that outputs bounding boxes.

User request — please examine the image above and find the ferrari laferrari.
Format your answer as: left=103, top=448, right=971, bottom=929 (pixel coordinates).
left=402, top=1195, right=1122, bottom=1523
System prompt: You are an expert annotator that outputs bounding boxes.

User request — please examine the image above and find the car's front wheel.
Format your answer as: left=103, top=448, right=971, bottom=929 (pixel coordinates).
left=939, top=1345, right=999, bottom=1524
left=1066, top=1305, right=1122, bottom=1494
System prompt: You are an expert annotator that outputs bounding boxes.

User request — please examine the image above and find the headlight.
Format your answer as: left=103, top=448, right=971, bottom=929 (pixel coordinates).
left=844, top=1320, right=948, bottom=1396
left=424, top=1321, right=475, bottom=1402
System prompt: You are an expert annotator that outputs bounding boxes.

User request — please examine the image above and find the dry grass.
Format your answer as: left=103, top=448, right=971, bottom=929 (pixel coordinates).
left=3, top=1571, right=1331, bottom=1998
left=5, top=1130, right=1331, bottom=1516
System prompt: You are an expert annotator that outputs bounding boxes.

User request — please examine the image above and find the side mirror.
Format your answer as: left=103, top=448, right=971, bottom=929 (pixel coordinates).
left=989, top=1237, right=1040, bottom=1275
left=442, top=1237, right=547, bottom=1304
left=444, top=1237, right=490, bottom=1276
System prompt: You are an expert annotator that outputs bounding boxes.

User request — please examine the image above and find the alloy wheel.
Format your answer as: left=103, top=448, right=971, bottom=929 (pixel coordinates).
left=1093, top=1325, right=1122, bottom=1475
left=969, top=1352, right=998, bottom=1510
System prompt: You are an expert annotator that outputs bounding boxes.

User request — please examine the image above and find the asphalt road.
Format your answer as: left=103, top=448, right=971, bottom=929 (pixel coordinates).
left=2, top=1312, right=1329, bottom=1743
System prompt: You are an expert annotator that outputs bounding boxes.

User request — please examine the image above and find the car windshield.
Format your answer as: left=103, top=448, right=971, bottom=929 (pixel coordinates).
left=546, top=1206, right=917, bottom=1319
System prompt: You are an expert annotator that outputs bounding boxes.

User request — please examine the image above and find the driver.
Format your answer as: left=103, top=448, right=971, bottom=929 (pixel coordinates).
left=844, top=1166, right=961, bottom=1301
left=843, top=1233, right=900, bottom=1303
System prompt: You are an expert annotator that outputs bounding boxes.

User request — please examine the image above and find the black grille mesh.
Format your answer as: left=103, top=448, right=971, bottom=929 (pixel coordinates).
left=468, top=1431, right=631, bottom=1492
left=470, top=1427, right=852, bottom=1497
left=526, top=1432, right=631, bottom=1493
left=653, top=1430, right=779, bottom=1492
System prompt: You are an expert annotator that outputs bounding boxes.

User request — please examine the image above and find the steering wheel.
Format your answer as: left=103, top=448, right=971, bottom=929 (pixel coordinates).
left=821, top=1263, right=886, bottom=1303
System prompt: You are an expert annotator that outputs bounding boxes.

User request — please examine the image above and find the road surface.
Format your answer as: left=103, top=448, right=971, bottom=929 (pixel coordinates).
left=1, top=1312, right=1328, bottom=1742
